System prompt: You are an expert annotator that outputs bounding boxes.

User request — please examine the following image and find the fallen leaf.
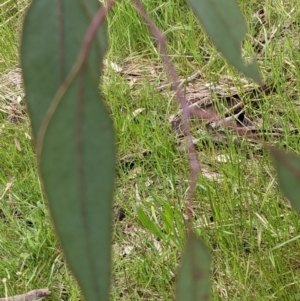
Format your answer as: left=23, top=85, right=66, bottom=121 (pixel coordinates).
left=14, top=137, right=21, bottom=151
left=132, top=108, right=145, bottom=117
left=120, top=245, right=134, bottom=257
left=128, top=167, right=142, bottom=179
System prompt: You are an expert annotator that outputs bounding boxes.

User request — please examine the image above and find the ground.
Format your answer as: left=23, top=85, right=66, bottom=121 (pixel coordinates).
left=1, top=0, right=300, bottom=300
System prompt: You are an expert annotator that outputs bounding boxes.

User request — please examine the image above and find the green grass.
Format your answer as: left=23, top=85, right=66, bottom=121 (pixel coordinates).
left=0, top=0, right=27, bottom=71
left=1, top=0, right=300, bottom=300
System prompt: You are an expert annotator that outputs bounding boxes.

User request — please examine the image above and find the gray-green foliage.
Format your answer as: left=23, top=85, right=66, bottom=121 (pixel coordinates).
left=271, top=148, right=300, bottom=213
left=21, top=0, right=115, bottom=300
left=19, top=0, right=300, bottom=300
left=187, top=0, right=261, bottom=83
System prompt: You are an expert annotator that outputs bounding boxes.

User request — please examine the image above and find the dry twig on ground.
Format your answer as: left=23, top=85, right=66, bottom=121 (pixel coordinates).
left=0, top=288, right=51, bottom=301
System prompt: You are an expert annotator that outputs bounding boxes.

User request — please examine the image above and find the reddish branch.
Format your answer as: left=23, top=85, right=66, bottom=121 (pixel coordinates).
left=0, top=288, right=51, bottom=301
left=132, top=0, right=199, bottom=230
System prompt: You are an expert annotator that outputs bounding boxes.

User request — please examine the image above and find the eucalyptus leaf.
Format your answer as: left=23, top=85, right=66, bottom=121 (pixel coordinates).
left=271, top=148, right=300, bottom=212
left=176, top=233, right=211, bottom=301
left=21, top=1, right=115, bottom=300
left=187, top=0, right=261, bottom=83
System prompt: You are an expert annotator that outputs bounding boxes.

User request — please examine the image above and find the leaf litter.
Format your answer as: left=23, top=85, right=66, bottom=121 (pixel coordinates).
left=116, top=49, right=299, bottom=192
left=0, top=67, right=26, bottom=123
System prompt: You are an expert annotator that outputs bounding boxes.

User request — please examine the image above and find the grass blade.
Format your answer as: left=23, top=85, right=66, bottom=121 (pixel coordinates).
left=136, top=205, right=163, bottom=239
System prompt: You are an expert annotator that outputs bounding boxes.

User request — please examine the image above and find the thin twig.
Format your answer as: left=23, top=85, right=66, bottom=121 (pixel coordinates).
left=132, top=0, right=200, bottom=231
left=0, top=288, right=51, bottom=301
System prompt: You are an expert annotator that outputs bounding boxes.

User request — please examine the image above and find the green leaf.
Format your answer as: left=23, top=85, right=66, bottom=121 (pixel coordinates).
left=20, top=1, right=115, bottom=301
left=187, top=0, right=261, bottom=83
left=162, top=202, right=175, bottom=233
left=136, top=205, right=163, bottom=239
left=270, top=148, right=300, bottom=212
left=176, top=233, right=211, bottom=301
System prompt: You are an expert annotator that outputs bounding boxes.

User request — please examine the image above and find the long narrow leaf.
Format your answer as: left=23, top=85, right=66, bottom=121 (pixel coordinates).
left=187, top=0, right=261, bottom=83
left=271, top=148, right=300, bottom=212
left=20, top=1, right=115, bottom=300
left=176, top=233, right=211, bottom=301
left=136, top=205, right=163, bottom=239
